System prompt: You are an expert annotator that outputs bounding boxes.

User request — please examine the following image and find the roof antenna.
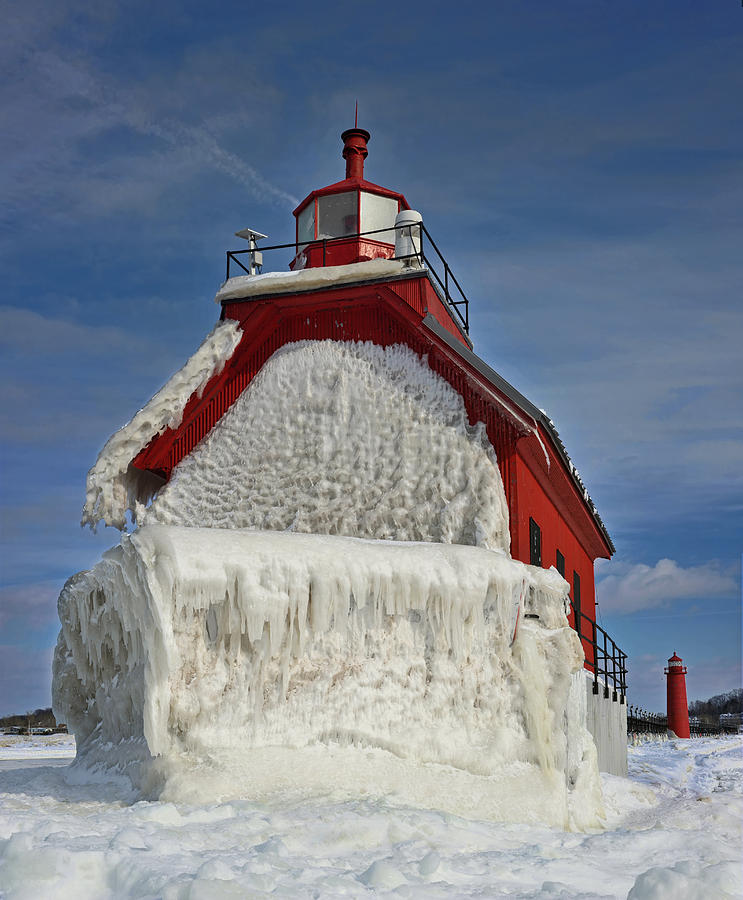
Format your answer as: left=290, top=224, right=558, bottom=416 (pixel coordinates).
left=354, top=100, right=358, bottom=128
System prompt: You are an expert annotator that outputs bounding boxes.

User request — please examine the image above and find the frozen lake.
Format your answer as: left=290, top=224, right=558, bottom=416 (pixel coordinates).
left=0, top=733, right=741, bottom=898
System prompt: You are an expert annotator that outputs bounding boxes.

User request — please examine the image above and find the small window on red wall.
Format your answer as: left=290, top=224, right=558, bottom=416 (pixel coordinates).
left=529, top=518, right=541, bottom=567
left=556, top=549, right=565, bottom=577
left=573, top=571, right=581, bottom=620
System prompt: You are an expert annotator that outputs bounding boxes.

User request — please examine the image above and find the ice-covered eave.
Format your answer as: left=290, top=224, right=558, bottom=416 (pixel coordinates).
left=82, top=319, right=243, bottom=531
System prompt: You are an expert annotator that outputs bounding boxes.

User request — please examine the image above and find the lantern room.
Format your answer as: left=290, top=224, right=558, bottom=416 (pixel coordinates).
left=292, top=126, right=410, bottom=270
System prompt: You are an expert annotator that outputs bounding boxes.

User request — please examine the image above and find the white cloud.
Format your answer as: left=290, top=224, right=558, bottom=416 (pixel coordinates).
left=596, top=558, right=737, bottom=614
left=623, top=652, right=742, bottom=712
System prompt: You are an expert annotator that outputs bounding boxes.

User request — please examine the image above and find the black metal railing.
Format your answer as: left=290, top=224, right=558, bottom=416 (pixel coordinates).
left=627, top=707, right=668, bottom=734
left=224, top=222, right=471, bottom=334
left=571, top=601, right=627, bottom=703
left=689, top=720, right=740, bottom=737
left=627, top=708, right=740, bottom=737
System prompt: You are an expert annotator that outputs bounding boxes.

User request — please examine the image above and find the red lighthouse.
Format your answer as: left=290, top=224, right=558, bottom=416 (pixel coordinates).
left=665, top=652, right=690, bottom=738
left=78, top=120, right=635, bottom=774
left=123, top=122, right=619, bottom=689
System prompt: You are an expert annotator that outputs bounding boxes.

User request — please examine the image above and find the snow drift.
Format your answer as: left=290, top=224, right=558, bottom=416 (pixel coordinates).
left=5, top=735, right=741, bottom=898
left=53, top=525, right=600, bottom=827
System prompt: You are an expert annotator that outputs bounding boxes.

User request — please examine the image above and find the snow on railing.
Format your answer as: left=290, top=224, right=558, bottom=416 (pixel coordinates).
left=224, top=222, right=471, bottom=334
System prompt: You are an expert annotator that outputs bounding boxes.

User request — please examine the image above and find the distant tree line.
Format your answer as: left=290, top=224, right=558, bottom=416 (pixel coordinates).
left=688, top=689, right=742, bottom=722
left=0, top=707, right=58, bottom=730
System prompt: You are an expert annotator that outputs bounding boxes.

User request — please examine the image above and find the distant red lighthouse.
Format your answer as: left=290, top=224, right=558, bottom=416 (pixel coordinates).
left=665, top=652, right=690, bottom=738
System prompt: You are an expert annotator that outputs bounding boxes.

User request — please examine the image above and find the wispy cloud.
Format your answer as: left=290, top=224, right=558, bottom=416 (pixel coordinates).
left=596, top=558, right=737, bottom=615
left=0, top=305, right=143, bottom=356
left=135, top=117, right=298, bottom=209
left=0, top=303, right=224, bottom=447
left=0, top=305, right=167, bottom=445
left=1, top=8, right=296, bottom=236
left=0, top=581, right=61, bottom=630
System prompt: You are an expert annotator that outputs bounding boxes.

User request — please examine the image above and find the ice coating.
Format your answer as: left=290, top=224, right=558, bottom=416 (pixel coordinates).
left=145, top=341, right=510, bottom=551
left=60, top=335, right=603, bottom=827
left=53, top=525, right=601, bottom=827
left=82, top=319, right=242, bottom=530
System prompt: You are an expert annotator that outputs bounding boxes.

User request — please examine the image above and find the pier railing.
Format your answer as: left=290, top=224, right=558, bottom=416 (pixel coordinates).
left=689, top=720, right=740, bottom=736
left=627, top=707, right=740, bottom=737
left=570, top=602, right=627, bottom=703
left=627, top=707, right=667, bottom=734
left=224, top=223, right=471, bottom=334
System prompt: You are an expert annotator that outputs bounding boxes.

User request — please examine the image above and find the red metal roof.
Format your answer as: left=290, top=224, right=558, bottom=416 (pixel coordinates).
left=293, top=178, right=409, bottom=217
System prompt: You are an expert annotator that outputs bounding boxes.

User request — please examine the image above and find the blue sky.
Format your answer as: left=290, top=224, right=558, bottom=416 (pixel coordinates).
left=1, top=0, right=741, bottom=715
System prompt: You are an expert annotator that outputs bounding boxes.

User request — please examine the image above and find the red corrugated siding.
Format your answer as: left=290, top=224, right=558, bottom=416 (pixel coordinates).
left=136, top=290, right=519, bottom=522
left=388, top=277, right=425, bottom=317
left=421, top=280, right=469, bottom=347
left=160, top=303, right=417, bottom=473
left=514, top=453, right=597, bottom=668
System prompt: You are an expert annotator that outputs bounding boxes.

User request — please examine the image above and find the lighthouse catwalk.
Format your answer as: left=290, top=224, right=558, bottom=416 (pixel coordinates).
left=53, top=126, right=614, bottom=828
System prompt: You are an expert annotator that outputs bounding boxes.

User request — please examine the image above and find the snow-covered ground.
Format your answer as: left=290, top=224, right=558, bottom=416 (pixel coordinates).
left=0, top=734, right=740, bottom=898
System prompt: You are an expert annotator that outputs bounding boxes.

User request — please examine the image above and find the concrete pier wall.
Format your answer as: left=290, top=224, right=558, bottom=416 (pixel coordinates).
left=582, top=671, right=628, bottom=776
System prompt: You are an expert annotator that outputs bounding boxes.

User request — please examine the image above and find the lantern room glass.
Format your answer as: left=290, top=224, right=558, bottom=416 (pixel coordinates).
left=297, top=203, right=315, bottom=245
left=360, top=192, right=398, bottom=244
left=317, top=191, right=358, bottom=239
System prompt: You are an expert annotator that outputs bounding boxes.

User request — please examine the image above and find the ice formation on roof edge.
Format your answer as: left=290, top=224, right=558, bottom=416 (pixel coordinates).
left=53, top=526, right=602, bottom=828
left=145, top=340, right=510, bottom=551
left=82, top=320, right=242, bottom=531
